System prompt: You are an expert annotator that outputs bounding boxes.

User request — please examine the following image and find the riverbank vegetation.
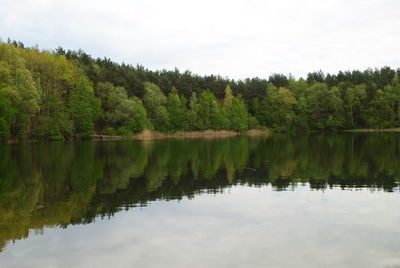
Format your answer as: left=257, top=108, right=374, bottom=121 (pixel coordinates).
left=1, top=39, right=400, bottom=139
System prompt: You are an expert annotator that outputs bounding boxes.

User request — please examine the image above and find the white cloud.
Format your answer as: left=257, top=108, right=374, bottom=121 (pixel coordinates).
left=1, top=0, right=399, bottom=79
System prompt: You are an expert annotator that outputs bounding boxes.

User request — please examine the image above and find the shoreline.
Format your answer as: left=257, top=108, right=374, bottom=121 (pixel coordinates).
left=4, top=129, right=272, bottom=144
left=342, top=128, right=400, bottom=133
left=93, top=129, right=272, bottom=141
left=5, top=127, right=400, bottom=144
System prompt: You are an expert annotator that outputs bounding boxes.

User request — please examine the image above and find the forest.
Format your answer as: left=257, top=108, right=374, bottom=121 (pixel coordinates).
left=1, top=39, right=400, bottom=139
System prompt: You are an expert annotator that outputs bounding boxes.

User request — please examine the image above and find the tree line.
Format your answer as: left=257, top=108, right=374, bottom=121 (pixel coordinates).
left=1, top=39, right=400, bottom=139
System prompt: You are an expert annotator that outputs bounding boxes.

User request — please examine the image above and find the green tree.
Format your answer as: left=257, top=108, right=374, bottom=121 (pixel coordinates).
left=274, top=87, right=297, bottom=129
left=96, top=82, right=150, bottom=134
left=345, top=85, right=366, bottom=127
left=293, top=95, right=309, bottom=130
left=187, top=92, right=201, bottom=130
left=326, top=87, right=346, bottom=130
left=250, top=97, right=263, bottom=124
left=223, top=85, right=234, bottom=110
left=166, top=87, right=188, bottom=132
left=223, top=86, right=250, bottom=131
left=129, top=97, right=150, bottom=132
left=366, top=87, right=396, bottom=128
left=229, top=96, right=249, bottom=131
left=69, top=77, right=102, bottom=137
left=0, top=43, right=39, bottom=136
left=0, top=90, right=16, bottom=138
left=18, top=46, right=82, bottom=138
left=198, top=91, right=228, bottom=130
left=387, top=79, right=400, bottom=125
left=143, top=82, right=167, bottom=117
left=263, top=84, right=297, bottom=130
left=307, top=83, right=345, bottom=130
left=34, top=92, right=73, bottom=139
left=142, top=82, right=170, bottom=131
left=263, top=83, right=279, bottom=128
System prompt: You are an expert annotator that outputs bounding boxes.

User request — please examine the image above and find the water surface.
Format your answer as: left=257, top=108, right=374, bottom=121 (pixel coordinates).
left=0, top=133, right=399, bottom=267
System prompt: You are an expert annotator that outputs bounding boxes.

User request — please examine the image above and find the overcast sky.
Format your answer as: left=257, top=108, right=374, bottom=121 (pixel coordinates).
left=1, top=0, right=399, bottom=80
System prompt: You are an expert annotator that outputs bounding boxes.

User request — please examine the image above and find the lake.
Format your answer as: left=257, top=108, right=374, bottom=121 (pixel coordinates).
left=0, top=133, right=399, bottom=267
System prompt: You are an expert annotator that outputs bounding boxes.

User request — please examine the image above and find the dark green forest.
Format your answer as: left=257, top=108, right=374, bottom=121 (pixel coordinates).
left=1, top=39, right=400, bottom=139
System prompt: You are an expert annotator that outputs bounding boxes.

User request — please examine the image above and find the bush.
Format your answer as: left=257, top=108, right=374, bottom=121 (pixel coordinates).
left=103, top=126, right=116, bottom=135
left=116, top=126, right=132, bottom=136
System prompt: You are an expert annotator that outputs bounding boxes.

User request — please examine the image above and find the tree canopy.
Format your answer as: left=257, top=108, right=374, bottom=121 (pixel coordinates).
left=1, top=39, right=400, bottom=139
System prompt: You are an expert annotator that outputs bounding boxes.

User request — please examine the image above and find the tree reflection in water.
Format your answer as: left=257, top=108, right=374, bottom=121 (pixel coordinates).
left=0, top=133, right=399, bottom=252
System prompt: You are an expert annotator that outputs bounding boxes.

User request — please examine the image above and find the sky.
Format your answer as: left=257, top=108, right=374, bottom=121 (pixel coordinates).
left=1, top=0, right=399, bottom=80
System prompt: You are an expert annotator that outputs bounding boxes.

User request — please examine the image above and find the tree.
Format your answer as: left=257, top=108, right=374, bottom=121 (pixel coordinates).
left=18, top=46, right=84, bottom=138
left=229, top=96, right=249, bottom=131
left=142, top=82, right=170, bottom=131
left=96, top=82, right=150, bottom=134
left=250, top=97, right=263, bottom=124
left=263, top=83, right=279, bottom=128
left=69, top=77, right=101, bottom=137
left=273, top=87, right=297, bottom=129
left=197, top=91, right=228, bottom=130
left=269, top=73, right=288, bottom=88
left=3, top=40, right=400, bottom=136
left=365, top=87, right=396, bottom=128
left=293, top=95, right=309, bottom=130
left=188, top=92, right=201, bottom=130
left=0, top=90, right=16, bottom=138
left=306, top=71, right=325, bottom=84
left=263, top=84, right=297, bottom=130
left=166, top=87, right=188, bottom=132
left=143, top=82, right=167, bottom=115
left=129, top=97, right=150, bottom=132
left=223, top=85, right=234, bottom=110
left=0, top=43, right=40, bottom=136
left=306, top=83, right=345, bottom=130
left=34, top=92, right=73, bottom=139
left=152, top=106, right=170, bottom=132
left=345, top=85, right=366, bottom=127
left=389, top=78, right=400, bottom=125
left=326, top=87, right=346, bottom=130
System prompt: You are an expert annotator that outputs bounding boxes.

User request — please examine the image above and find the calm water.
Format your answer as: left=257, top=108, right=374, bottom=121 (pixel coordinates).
left=0, top=133, right=399, bottom=267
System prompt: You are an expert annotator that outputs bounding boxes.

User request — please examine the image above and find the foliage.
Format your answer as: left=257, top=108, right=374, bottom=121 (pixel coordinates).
left=166, top=87, right=189, bottom=132
left=96, top=82, right=149, bottom=134
left=306, top=83, right=345, bottom=130
left=197, top=91, right=229, bottom=130
left=2, top=39, right=400, bottom=139
left=0, top=90, right=16, bottom=138
left=70, top=77, right=102, bottom=137
left=0, top=43, right=39, bottom=136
